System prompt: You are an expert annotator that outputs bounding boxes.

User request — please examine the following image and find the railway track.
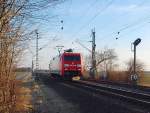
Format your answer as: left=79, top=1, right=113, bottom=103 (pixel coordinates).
left=36, top=74, right=150, bottom=111
left=87, top=80, right=150, bottom=93
left=70, top=80, right=150, bottom=110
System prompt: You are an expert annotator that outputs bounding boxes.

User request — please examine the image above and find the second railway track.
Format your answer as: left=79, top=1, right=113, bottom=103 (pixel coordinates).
left=68, top=80, right=150, bottom=110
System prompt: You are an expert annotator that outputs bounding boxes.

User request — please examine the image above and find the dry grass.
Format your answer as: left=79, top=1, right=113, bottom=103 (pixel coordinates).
left=138, top=73, right=150, bottom=87
left=106, top=71, right=129, bottom=83
left=14, top=80, right=32, bottom=113
left=82, top=70, right=90, bottom=79
left=82, top=70, right=129, bottom=82
left=82, top=69, right=150, bottom=87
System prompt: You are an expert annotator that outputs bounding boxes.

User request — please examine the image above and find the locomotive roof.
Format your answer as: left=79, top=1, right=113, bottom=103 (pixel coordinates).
left=62, top=52, right=80, bottom=55
left=51, top=52, right=81, bottom=60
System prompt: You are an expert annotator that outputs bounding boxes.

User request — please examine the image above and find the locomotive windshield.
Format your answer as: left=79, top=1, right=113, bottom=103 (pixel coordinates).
left=64, top=55, right=80, bottom=61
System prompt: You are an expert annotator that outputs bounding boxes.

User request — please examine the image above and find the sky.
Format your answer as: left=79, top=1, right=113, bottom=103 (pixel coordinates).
left=21, top=0, right=150, bottom=71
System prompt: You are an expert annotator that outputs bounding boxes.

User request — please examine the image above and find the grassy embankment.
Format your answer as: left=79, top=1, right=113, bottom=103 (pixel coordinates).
left=15, top=72, right=33, bottom=113
left=82, top=71, right=150, bottom=87
left=138, top=72, right=150, bottom=87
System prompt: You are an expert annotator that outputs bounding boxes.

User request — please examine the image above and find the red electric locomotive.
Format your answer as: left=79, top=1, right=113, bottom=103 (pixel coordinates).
left=49, top=50, right=82, bottom=80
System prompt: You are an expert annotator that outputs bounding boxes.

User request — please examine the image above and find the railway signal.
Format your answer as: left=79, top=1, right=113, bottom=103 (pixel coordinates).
left=131, top=38, right=141, bottom=84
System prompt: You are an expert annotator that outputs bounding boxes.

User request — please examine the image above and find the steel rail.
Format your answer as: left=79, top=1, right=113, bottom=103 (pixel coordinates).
left=71, top=80, right=150, bottom=108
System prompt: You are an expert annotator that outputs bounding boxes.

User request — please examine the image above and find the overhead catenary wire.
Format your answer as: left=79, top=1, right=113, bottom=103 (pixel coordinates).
left=77, top=0, right=99, bottom=20
left=77, top=0, right=114, bottom=31
left=98, top=0, right=148, bottom=40
left=38, top=36, right=57, bottom=51
left=93, top=0, right=147, bottom=35
left=75, top=0, right=147, bottom=44
left=97, top=20, right=150, bottom=53
left=75, top=39, right=92, bottom=53
left=69, top=0, right=99, bottom=48
left=99, top=14, right=150, bottom=42
left=71, top=0, right=114, bottom=49
left=70, top=0, right=150, bottom=55
left=71, top=0, right=114, bottom=40
left=117, top=21, right=150, bottom=38
left=118, top=16, right=150, bottom=33
left=72, top=1, right=149, bottom=59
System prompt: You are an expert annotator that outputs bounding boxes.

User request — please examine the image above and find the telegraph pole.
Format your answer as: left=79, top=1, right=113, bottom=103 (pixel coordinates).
left=91, top=29, right=96, bottom=78
left=35, top=30, right=39, bottom=70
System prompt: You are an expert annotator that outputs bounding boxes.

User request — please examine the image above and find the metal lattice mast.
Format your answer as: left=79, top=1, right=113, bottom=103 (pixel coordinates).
left=91, top=28, right=96, bottom=78
left=35, top=30, right=39, bottom=70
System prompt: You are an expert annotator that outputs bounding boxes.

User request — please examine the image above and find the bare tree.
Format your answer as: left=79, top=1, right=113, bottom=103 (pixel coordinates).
left=126, top=59, right=144, bottom=81
left=83, top=48, right=117, bottom=78
left=0, top=0, right=64, bottom=112
left=96, top=48, right=118, bottom=71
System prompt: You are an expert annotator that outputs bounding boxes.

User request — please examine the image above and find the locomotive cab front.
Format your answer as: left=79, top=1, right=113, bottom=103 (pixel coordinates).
left=62, top=53, right=82, bottom=79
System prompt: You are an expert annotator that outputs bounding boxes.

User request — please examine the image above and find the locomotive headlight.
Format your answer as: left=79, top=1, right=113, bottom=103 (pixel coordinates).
left=77, top=64, right=81, bottom=67
left=64, top=64, right=69, bottom=67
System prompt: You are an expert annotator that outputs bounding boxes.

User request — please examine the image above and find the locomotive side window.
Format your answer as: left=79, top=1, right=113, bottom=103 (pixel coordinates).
left=64, top=55, right=80, bottom=61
